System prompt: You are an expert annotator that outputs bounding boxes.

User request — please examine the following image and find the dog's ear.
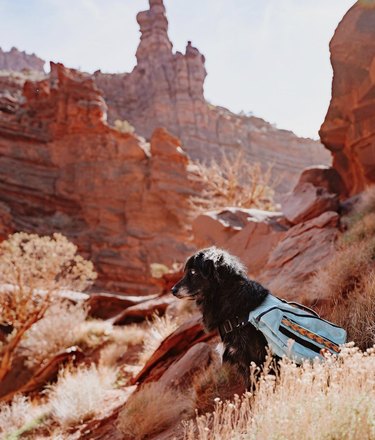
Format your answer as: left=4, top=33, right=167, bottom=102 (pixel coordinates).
left=201, top=258, right=220, bottom=281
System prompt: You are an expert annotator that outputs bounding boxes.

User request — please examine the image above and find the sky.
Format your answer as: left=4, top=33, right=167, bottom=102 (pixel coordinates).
left=0, top=0, right=356, bottom=139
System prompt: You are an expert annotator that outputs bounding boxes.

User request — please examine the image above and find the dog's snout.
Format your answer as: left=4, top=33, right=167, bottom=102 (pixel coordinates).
left=171, top=285, right=178, bottom=296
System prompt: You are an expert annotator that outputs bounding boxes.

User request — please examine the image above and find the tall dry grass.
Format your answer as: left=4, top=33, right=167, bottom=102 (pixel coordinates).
left=309, top=186, right=375, bottom=349
left=138, top=313, right=180, bottom=365
left=184, top=346, right=375, bottom=440
left=192, top=152, right=277, bottom=211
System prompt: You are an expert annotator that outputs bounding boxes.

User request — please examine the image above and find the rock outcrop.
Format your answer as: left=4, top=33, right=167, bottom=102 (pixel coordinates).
left=193, top=208, right=288, bottom=276
left=320, top=2, right=375, bottom=195
left=0, top=63, right=197, bottom=293
left=94, top=0, right=330, bottom=194
left=0, top=47, right=45, bottom=72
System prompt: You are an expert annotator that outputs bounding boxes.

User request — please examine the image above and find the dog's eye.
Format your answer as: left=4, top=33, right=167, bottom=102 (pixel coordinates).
left=189, top=269, right=196, bottom=276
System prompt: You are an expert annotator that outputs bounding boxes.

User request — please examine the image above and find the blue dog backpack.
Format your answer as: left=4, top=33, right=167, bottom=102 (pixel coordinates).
left=248, top=295, right=347, bottom=364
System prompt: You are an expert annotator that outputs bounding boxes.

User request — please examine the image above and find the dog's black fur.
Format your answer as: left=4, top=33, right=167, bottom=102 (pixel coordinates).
left=171, top=247, right=272, bottom=389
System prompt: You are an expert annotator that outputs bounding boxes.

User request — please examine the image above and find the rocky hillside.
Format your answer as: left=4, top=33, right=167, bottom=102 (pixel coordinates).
left=94, top=0, right=330, bottom=194
left=320, top=2, right=375, bottom=195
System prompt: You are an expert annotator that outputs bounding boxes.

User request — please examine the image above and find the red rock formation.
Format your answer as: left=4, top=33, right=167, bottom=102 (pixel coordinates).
left=94, top=0, right=330, bottom=194
left=320, top=2, right=375, bottom=195
left=0, top=47, right=45, bottom=72
left=0, top=63, right=196, bottom=294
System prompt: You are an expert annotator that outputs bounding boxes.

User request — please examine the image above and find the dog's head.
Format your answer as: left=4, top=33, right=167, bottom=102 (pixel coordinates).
left=171, top=247, right=246, bottom=300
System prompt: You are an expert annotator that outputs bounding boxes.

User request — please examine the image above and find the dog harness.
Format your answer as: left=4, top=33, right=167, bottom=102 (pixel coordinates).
left=219, top=294, right=347, bottom=364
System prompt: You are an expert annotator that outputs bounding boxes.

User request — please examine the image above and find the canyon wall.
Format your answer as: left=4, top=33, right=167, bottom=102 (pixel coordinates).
left=94, top=0, right=330, bottom=194
left=320, top=2, right=375, bottom=195
left=0, top=63, right=196, bottom=293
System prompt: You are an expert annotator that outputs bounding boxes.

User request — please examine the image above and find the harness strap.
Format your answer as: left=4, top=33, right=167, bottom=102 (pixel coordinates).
left=218, top=314, right=249, bottom=339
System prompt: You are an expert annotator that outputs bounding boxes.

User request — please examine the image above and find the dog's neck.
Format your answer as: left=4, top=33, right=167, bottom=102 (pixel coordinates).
left=197, top=277, right=269, bottom=332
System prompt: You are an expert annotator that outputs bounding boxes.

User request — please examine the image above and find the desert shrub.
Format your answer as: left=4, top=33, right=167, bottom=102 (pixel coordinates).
left=48, top=364, right=117, bottom=427
left=0, top=232, right=96, bottom=381
left=184, top=346, right=375, bottom=440
left=20, top=301, right=88, bottom=368
left=118, top=382, right=194, bottom=440
left=193, top=360, right=244, bottom=414
left=192, top=152, right=276, bottom=211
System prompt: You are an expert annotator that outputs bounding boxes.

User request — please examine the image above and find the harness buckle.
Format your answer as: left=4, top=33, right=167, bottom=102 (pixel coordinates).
left=223, top=319, right=234, bottom=334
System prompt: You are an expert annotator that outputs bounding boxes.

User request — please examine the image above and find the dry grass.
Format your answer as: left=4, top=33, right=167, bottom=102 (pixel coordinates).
left=309, top=190, right=375, bottom=350
left=184, top=346, right=375, bottom=440
left=138, top=314, right=180, bottom=365
left=48, top=364, right=117, bottom=427
left=20, top=301, right=88, bottom=368
left=193, top=360, right=244, bottom=414
left=117, top=381, right=194, bottom=440
left=192, top=152, right=276, bottom=211
left=0, top=395, right=47, bottom=438
left=310, top=238, right=375, bottom=302
left=323, top=272, right=375, bottom=350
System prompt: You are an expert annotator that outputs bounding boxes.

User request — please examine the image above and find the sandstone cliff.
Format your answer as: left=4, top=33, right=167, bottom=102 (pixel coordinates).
left=0, top=63, right=196, bottom=293
left=0, top=47, right=45, bottom=72
left=94, top=0, right=331, bottom=194
left=320, top=2, right=375, bottom=195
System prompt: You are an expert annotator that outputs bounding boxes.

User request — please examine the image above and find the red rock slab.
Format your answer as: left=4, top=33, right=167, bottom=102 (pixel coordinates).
left=133, top=316, right=216, bottom=385
left=158, top=342, right=213, bottom=390
left=87, top=292, right=158, bottom=319
left=281, top=182, right=339, bottom=225
left=260, top=211, right=340, bottom=302
left=111, top=295, right=176, bottom=325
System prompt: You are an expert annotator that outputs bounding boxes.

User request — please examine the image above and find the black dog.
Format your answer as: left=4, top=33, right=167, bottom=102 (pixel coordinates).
left=171, top=247, right=272, bottom=389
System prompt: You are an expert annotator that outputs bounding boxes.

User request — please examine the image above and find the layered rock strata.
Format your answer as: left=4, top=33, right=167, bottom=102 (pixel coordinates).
left=94, top=0, right=330, bottom=194
left=320, top=2, right=375, bottom=194
left=0, top=63, right=196, bottom=293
